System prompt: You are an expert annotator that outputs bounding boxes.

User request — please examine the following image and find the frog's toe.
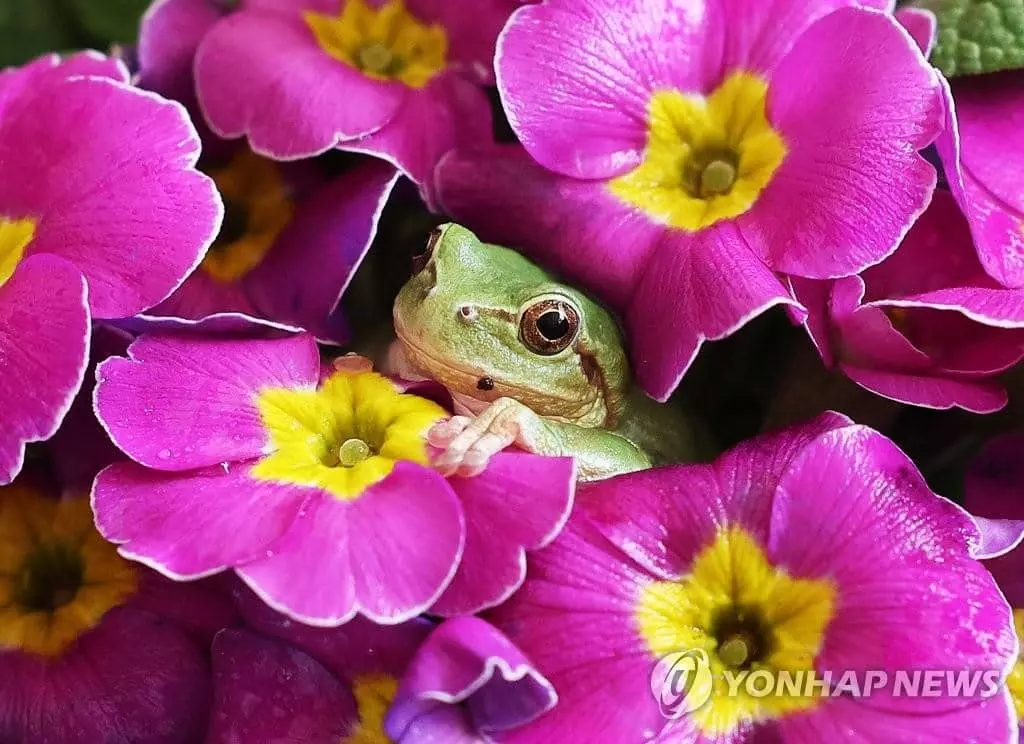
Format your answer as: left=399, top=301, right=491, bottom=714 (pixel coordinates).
left=427, top=416, right=473, bottom=446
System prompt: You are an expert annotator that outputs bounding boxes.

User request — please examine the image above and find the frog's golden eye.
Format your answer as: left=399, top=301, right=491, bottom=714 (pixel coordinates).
left=413, top=227, right=443, bottom=274
left=520, top=299, right=580, bottom=355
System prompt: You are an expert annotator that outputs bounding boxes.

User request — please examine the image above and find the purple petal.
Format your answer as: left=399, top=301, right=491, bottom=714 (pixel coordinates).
left=48, top=326, right=131, bottom=491
left=0, top=607, right=210, bottom=744
left=207, top=630, right=356, bottom=744
left=387, top=616, right=556, bottom=740
left=95, top=333, right=319, bottom=471
left=937, top=75, right=1024, bottom=290
left=432, top=451, right=575, bottom=615
left=0, top=256, right=90, bottom=484
left=244, top=160, right=399, bottom=339
left=235, top=583, right=431, bottom=679
left=841, top=364, right=1008, bottom=413
left=137, top=0, right=225, bottom=101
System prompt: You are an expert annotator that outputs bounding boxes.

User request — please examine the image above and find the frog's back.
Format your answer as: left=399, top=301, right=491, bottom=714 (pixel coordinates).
left=614, top=388, right=704, bottom=465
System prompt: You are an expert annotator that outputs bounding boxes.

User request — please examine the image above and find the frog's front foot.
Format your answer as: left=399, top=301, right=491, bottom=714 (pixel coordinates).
left=428, top=398, right=535, bottom=477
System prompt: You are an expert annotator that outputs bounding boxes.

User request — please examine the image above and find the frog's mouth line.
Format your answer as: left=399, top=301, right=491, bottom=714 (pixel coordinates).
left=393, top=322, right=587, bottom=409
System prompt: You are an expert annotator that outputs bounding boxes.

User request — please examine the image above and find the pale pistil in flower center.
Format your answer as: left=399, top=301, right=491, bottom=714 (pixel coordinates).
left=358, top=42, right=400, bottom=76
left=338, top=437, right=373, bottom=467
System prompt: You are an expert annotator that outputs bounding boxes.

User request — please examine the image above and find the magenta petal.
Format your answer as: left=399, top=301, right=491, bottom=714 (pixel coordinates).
left=749, top=8, right=940, bottom=278
left=351, top=72, right=491, bottom=191
left=207, top=630, right=356, bottom=744
left=896, top=6, right=937, bottom=55
left=497, top=0, right=720, bottom=180
left=386, top=617, right=557, bottom=740
left=138, top=0, right=225, bottom=101
left=716, top=0, right=893, bottom=74
left=406, top=0, right=513, bottom=82
left=841, top=363, right=1008, bottom=413
left=435, top=145, right=661, bottom=307
left=0, top=52, right=128, bottom=105
left=95, top=333, right=319, bottom=471
left=778, top=692, right=1015, bottom=743
left=0, top=77, right=220, bottom=319
left=432, top=451, right=575, bottom=615
left=239, top=464, right=465, bottom=625
left=244, top=160, right=400, bottom=340
left=628, top=226, right=796, bottom=401
left=92, top=460, right=309, bottom=579
left=939, top=74, right=1024, bottom=289
left=0, top=607, right=210, bottom=744
left=195, top=10, right=405, bottom=158
left=580, top=412, right=850, bottom=580
left=489, top=513, right=665, bottom=743
left=0, top=256, right=89, bottom=484
left=771, top=426, right=1016, bottom=707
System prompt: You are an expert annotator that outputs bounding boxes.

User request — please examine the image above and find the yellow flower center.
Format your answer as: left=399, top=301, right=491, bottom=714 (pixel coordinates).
left=609, top=73, right=787, bottom=233
left=1007, top=609, right=1024, bottom=720
left=0, top=484, right=138, bottom=657
left=0, top=217, right=37, bottom=287
left=305, top=0, right=447, bottom=89
left=252, top=370, right=446, bottom=501
left=202, top=150, right=294, bottom=283
left=637, top=526, right=835, bottom=735
left=342, top=673, right=399, bottom=744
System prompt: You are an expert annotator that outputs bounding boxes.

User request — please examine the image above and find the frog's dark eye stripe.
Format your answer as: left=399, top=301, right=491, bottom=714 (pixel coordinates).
left=520, top=299, right=580, bottom=356
left=412, top=226, right=443, bottom=274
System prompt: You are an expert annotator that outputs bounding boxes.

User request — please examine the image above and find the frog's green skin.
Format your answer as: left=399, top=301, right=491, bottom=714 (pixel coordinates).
left=391, top=223, right=694, bottom=481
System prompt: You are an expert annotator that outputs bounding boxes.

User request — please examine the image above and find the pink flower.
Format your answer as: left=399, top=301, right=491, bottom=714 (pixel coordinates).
left=171, top=0, right=509, bottom=189
left=438, top=0, right=942, bottom=400
left=91, top=332, right=575, bottom=625
left=937, top=71, right=1024, bottom=290
left=0, top=53, right=221, bottom=484
left=791, top=191, right=1024, bottom=413
left=490, top=414, right=1017, bottom=741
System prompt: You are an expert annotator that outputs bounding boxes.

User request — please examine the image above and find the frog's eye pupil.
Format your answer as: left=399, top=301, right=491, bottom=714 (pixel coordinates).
left=520, top=299, right=580, bottom=355
left=537, top=309, right=570, bottom=341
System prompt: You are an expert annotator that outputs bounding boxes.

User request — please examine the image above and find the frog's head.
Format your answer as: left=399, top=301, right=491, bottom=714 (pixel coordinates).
left=393, top=224, right=630, bottom=427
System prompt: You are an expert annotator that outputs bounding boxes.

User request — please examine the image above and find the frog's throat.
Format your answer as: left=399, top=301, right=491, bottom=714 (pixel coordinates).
left=393, top=331, right=612, bottom=428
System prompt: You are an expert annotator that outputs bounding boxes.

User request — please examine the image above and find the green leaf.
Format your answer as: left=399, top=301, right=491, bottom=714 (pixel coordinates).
left=916, top=0, right=1024, bottom=76
left=0, top=0, right=79, bottom=67
left=69, top=0, right=150, bottom=45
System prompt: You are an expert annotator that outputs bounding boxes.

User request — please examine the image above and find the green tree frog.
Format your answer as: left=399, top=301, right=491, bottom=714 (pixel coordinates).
left=390, top=223, right=696, bottom=481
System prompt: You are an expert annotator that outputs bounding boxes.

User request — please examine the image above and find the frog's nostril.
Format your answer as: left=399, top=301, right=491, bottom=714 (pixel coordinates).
left=457, top=305, right=478, bottom=322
